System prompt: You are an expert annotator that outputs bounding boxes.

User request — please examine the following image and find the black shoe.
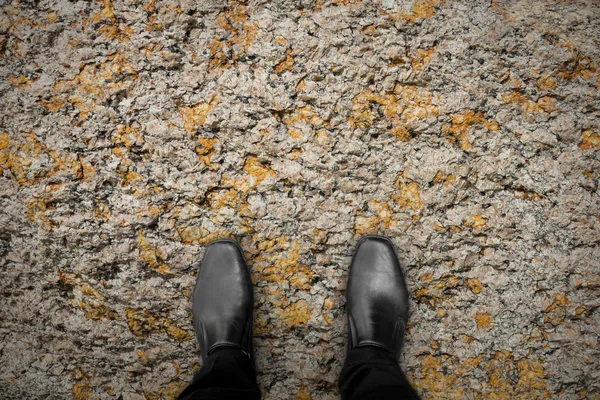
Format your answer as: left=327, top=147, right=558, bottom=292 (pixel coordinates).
left=346, top=235, right=410, bottom=359
left=192, top=239, right=254, bottom=361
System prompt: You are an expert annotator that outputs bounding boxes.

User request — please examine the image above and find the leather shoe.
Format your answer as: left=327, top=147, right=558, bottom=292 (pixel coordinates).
left=192, top=239, right=254, bottom=360
left=346, top=235, right=410, bottom=358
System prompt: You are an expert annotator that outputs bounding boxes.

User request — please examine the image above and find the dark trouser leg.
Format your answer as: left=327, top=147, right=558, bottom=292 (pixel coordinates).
left=338, top=347, right=421, bottom=400
left=177, top=348, right=261, bottom=400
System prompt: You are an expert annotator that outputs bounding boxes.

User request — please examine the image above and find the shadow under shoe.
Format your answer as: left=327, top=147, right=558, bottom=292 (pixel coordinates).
left=192, top=239, right=254, bottom=361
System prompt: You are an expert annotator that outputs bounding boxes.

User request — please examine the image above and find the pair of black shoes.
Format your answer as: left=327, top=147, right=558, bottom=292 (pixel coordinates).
left=192, top=235, right=410, bottom=363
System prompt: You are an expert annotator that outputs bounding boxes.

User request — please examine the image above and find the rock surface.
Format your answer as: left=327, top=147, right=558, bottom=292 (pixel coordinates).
left=1, top=0, right=599, bottom=399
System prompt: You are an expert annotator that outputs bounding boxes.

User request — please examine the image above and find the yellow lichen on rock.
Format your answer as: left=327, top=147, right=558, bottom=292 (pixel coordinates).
left=6, top=74, right=37, bottom=88
left=208, top=3, right=258, bottom=68
left=393, top=172, right=422, bottom=211
left=465, top=278, right=483, bottom=294
left=278, top=299, right=312, bottom=328
left=0, top=131, right=51, bottom=185
left=463, top=214, right=487, bottom=231
left=415, top=274, right=461, bottom=307
left=36, top=96, right=66, bottom=113
left=413, top=354, right=465, bottom=398
left=441, top=110, right=500, bottom=150
left=53, top=52, right=137, bottom=119
left=579, top=129, right=600, bottom=150
left=274, top=49, right=294, bottom=73
left=390, top=0, right=445, bottom=23
left=179, top=97, right=218, bottom=132
left=248, top=236, right=315, bottom=332
left=136, top=229, right=169, bottom=274
left=474, top=311, right=492, bottom=329
left=349, top=85, right=438, bottom=141
left=244, top=156, right=275, bottom=187
left=501, top=91, right=557, bottom=114
left=124, top=308, right=191, bottom=343
left=112, top=124, right=144, bottom=148
left=353, top=200, right=396, bottom=234
left=71, top=373, right=91, bottom=400
left=196, top=137, right=217, bottom=165
left=253, top=237, right=314, bottom=291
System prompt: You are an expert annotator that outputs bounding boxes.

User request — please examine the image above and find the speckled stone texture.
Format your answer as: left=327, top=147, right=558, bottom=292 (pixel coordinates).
left=1, top=0, right=599, bottom=398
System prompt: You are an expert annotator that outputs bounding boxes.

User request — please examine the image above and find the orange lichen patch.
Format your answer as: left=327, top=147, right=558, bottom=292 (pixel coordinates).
left=278, top=299, right=312, bottom=327
left=111, top=146, right=146, bottom=195
left=59, top=271, right=118, bottom=320
left=277, top=106, right=330, bottom=134
left=556, top=53, right=599, bottom=86
left=553, top=293, right=569, bottom=306
left=244, top=156, right=275, bottom=187
left=415, top=274, right=460, bottom=307
left=135, top=349, right=148, bottom=362
left=196, top=137, right=217, bottom=165
left=247, top=235, right=315, bottom=332
left=474, top=311, right=492, bottom=329
left=156, top=379, right=189, bottom=400
left=274, top=35, right=287, bottom=45
left=432, top=170, right=456, bottom=186
left=516, top=359, right=548, bottom=393
left=143, top=0, right=157, bottom=12
left=177, top=226, right=230, bottom=245
left=500, top=90, right=528, bottom=104
left=413, top=350, right=549, bottom=399
left=274, top=49, right=294, bottom=73
left=501, top=91, right=557, bottom=113
left=390, top=0, right=445, bottom=23
left=483, top=351, right=550, bottom=398
left=71, top=371, right=91, bottom=400
left=209, top=3, right=258, bottom=68
left=25, top=197, right=54, bottom=231
left=536, top=73, right=557, bottom=90
left=484, top=351, right=516, bottom=393
left=37, top=96, right=66, bottom=112
left=254, top=238, right=314, bottom=291
left=463, top=214, right=487, bottom=231
left=353, top=200, right=396, bottom=234
left=410, top=47, right=436, bottom=71
left=179, top=97, right=218, bottom=132
left=295, top=79, right=307, bottom=92
left=465, top=278, right=482, bottom=294
left=296, top=386, right=312, bottom=400
left=392, top=172, right=422, bottom=211
left=523, top=96, right=556, bottom=113
left=6, top=74, right=37, bottom=88
left=432, top=221, right=446, bottom=232
left=124, top=308, right=191, bottom=343
left=0, top=131, right=92, bottom=186
left=136, top=229, right=169, bottom=274
left=349, top=86, right=438, bottom=140
left=412, top=354, right=465, bottom=398
left=419, top=272, right=434, bottom=282
left=360, top=24, right=376, bottom=40
left=579, top=129, right=600, bottom=150
left=83, top=0, right=115, bottom=26
left=111, top=124, right=144, bottom=148
left=390, top=125, right=412, bottom=141
left=440, top=110, right=500, bottom=150
left=543, top=293, right=569, bottom=325
left=0, top=131, right=52, bottom=185
left=97, top=23, right=133, bottom=42
left=53, top=52, right=137, bottom=119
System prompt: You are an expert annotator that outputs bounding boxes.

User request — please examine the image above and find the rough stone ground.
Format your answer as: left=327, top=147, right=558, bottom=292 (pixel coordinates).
left=1, top=0, right=599, bottom=398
